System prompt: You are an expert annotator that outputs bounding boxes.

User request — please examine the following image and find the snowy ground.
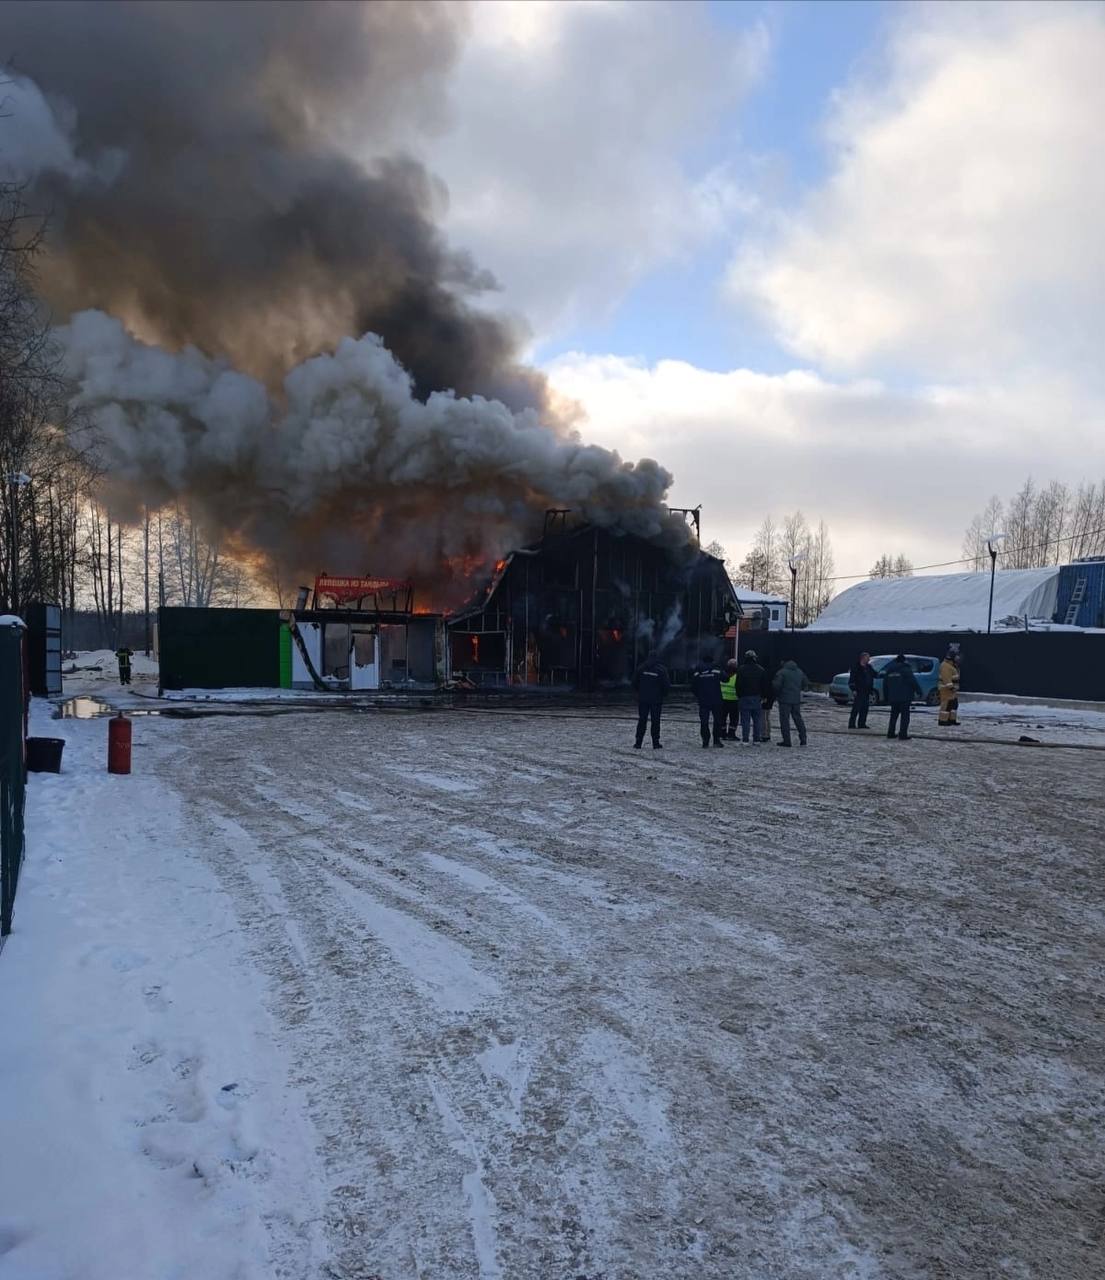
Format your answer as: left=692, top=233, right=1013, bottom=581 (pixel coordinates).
left=63, top=647, right=160, bottom=682
left=2, top=697, right=1103, bottom=1278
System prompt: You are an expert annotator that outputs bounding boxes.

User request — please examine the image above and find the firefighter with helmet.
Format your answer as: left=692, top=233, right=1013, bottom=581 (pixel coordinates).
left=938, top=647, right=961, bottom=726
left=115, top=644, right=134, bottom=686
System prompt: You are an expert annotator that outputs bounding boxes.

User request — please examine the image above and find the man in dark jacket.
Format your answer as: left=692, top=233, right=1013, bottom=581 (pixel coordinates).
left=690, top=654, right=725, bottom=747
left=737, top=649, right=768, bottom=743
left=882, top=654, right=922, bottom=740
left=772, top=658, right=809, bottom=746
left=848, top=651, right=876, bottom=729
left=631, top=653, right=670, bottom=749
left=759, top=656, right=777, bottom=741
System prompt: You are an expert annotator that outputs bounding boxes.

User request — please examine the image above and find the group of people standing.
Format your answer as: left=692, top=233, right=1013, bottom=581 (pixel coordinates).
left=633, top=644, right=963, bottom=750
left=631, top=650, right=811, bottom=750
left=848, top=648, right=962, bottom=740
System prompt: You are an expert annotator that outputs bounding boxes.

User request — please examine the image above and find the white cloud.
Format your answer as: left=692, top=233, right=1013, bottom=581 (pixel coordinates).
left=407, top=0, right=769, bottom=342
left=545, top=350, right=1105, bottom=573
left=727, top=2, right=1105, bottom=379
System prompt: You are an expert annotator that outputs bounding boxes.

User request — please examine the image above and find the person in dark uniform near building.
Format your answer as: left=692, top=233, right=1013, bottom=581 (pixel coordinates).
left=848, top=651, right=876, bottom=729
left=720, top=659, right=740, bottom=738
left=882, top=653, right=922, bottom=740
left=632, top=652, right=670, bottom=749
left=115, top=645, right=134, bottom=686
left=691, top=653, right=726, bottom=747
left=737, top=648, right=767, bottom=743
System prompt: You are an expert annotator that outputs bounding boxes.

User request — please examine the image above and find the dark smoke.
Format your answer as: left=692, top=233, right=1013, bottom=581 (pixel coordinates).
left=3, top=0, right=543, bottom=406
left=60, top=310, right=680, bottom=608
left=3, top=1, right=687, bottom=602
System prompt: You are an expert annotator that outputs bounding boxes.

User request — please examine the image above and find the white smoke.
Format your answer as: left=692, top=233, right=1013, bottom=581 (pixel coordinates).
left=0, top=74, right=124, bottom=187
left=60, top=310, right=685, bottom=601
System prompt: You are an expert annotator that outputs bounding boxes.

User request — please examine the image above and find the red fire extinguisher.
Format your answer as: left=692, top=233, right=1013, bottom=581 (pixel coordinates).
left=108, top=712, right=132, bottom=775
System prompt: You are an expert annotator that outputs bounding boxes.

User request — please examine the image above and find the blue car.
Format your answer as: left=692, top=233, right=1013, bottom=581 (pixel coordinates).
left=829, top=654, right=941, bottom=707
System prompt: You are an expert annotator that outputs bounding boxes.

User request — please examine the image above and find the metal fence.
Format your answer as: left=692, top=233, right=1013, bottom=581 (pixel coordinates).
left=1, top=618, right=27, bottom=941
left=752, top=628, right=1105, bottom=702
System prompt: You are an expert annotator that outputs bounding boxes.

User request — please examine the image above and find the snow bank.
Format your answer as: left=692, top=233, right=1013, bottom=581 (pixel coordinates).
left=0, top=703, right=323, bottom=1277
left=809, top=567, right=1060, bottom=632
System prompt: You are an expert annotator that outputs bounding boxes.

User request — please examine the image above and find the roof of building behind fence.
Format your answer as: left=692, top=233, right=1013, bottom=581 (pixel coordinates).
left=807, top=567, right=1061, bottom=632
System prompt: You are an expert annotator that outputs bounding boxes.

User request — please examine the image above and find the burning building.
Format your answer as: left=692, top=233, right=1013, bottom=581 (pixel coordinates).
left=157, top=511, right=739, bottom=695
left=287, top=575, right=442, bottom=691
left=445, top=511, right=741, bottom=690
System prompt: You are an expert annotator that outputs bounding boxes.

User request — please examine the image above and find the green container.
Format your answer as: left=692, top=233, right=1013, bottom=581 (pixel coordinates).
left=158, top=607, right=282, bottom=690
left=279, top=623, right=293, bottom=689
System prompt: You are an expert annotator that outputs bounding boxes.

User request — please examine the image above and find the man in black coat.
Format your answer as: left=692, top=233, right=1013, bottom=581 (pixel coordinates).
left=631, top=653, right=670, bottom=749
left=690, top=653, right=726, bottom=748
left=737, top=649, right=768, bottom=743
left=759, top=656, right=777, bottom=741
left=882, top=654, right=923, bottom=740
left=848, top=651, right=876, bottom=729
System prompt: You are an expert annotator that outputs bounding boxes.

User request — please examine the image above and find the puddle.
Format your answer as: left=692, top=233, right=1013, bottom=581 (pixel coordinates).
left=54, top=697, right=162, bottom=719
left=54, top=696, right=114, bottom=719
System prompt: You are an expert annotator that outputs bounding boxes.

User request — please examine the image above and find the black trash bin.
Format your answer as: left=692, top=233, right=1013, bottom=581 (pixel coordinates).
left=26, top=737, right=65, bottom=773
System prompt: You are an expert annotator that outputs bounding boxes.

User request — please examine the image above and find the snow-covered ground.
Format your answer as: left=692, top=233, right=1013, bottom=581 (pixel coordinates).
left=0, top=704, right=325, bottom=1278
left=64, top=647, right=160, bottom=681
left=2, top=698, right=1103, bottom=1277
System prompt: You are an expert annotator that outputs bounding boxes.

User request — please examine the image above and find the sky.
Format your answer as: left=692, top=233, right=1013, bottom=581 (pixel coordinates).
left=4, top=0, right=1103, bottom=584
left=402, top=0, right=1105, bottom=578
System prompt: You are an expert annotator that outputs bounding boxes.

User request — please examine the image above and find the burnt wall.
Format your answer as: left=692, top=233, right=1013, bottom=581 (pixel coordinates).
left=450, top=529, right=736, bottom=688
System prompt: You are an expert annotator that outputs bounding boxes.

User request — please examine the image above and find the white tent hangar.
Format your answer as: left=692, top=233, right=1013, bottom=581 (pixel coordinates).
left=808, top=567, right=1061, bottom=632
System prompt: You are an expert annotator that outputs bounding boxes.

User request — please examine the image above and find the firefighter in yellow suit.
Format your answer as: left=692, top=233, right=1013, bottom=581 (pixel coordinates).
left=938, top=649, right=960, bottom=725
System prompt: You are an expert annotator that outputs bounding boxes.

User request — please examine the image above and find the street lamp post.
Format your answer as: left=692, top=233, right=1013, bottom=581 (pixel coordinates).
left=6, top=472, right=31, bottom=617
left=983, top=532, right=1006, bottom=635
left=788, top=552, right=808, bottom=634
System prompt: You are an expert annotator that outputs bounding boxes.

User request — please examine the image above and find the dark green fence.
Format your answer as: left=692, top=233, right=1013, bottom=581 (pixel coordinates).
left=159, top=607, right=282, bottom=691
left=1, top=618, right=27, bottom=940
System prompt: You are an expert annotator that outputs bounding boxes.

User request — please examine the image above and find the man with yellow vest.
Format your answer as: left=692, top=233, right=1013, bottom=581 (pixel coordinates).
left=721, top=659, right=740, bottom=739
left=938, top=648, right=961, bottom=726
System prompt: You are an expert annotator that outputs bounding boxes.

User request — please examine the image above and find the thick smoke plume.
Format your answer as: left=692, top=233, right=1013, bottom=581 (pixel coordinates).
left=3, top=1, right=547, bottom=404
left=4, top=0, right=686, bottom=600
left=62, top=310, right=678, bottom=607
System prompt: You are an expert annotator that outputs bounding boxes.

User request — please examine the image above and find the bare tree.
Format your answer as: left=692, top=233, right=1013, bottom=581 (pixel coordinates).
left=83, top=500, right=129, bottom=644
left=1069, top=481, right=1105, bottom=559
left=733, top=517, right=783, bottom=595
left=703, top=538, right=739, bottom=584
left=962, top=479, right=1105, bottom=571
left=869, top=553, right=914, bottom=578
left=962, top=495, right=1006, bottom=571
left=806, top=520, right=836, bottom=620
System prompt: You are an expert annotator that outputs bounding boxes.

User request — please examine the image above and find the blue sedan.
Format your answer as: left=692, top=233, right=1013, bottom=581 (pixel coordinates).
left=829, top=654, right=942, bottom=707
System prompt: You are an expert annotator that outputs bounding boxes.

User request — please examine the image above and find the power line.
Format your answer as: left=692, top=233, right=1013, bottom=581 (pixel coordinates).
left=827, top=522, right=1105, bottom=584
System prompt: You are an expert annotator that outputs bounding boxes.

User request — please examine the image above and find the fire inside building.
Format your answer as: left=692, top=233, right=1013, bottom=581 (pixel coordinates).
left=288, top=574, right=443, bottom=691
left=444, top=510, right=740, bottom=689
left=157, top=509, right=740, bottom=693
